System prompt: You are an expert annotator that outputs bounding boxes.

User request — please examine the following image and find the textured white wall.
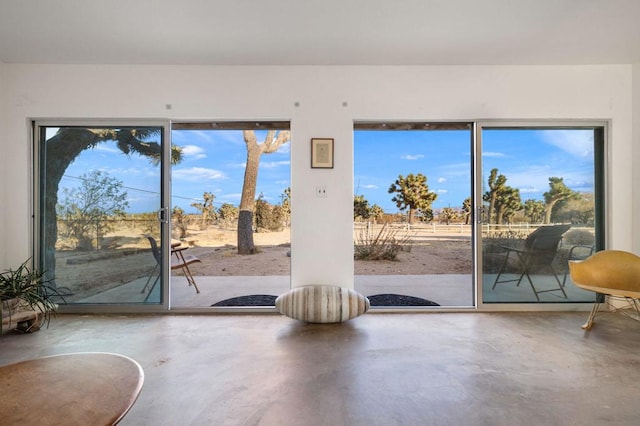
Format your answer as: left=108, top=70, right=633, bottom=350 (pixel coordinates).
left=0, top=62, right=5, bottom=267
left=0, top=65, right=635, bottom=288
left=633, top=63, right=640, bottom=255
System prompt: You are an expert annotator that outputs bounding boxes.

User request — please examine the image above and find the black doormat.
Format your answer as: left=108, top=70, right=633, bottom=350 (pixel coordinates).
left=212, top=294, right=277, bottom=307
left=212, top=293, right=439, bottom=307
left=367, top=294, right=440, bottom=307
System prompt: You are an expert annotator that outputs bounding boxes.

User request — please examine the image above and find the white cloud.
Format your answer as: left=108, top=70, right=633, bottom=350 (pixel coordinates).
left=500, top=166, right=549, bottom=197
left=518, top=187, right=540, bottom=194
left=173, top=167, right=226, bottom=182
left=181, top=145, right=207, bottom=159
left=275, top=143, right=290, bottom=154
left=437, top=162, right=471, bottom=178
left=219, top=193, right=242, bottom=201
left=94, top=145, right=120, bottom=154
left=505, top=162, right=593, bottom=198
left=261, top=160, right=291, bottom=169
left=92, top=166, right=143, bottom=177
left=363, top=184, right=379, bottom=189
left=437, top=177, right=447, bottom=183
left=482, top=151, right=506, bottom=158
left=437, top=189, right=448, bottom=194
left=542, top=130, right=593, bottom=159
left=401, top=154, right=424, bottom=160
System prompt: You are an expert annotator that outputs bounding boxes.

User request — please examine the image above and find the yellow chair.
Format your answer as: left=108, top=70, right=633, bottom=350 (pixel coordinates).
left=568, top=250, right=640, bottom=329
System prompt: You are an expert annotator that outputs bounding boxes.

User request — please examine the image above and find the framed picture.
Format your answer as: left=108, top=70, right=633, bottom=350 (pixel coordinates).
left=311, top=138, right=334, bottom=168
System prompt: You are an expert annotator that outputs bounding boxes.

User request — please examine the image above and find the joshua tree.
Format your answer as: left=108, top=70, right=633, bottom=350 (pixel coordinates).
left=172, top=206, right=189, bottom=239
left=543, top=177, right=579, bottom=224
left=524, top=199, right=546, bottom=223
left=369, top=204, right=385, bottom=223
left=388, top=173, right=437, bottom=224
left=439, top=207, right=458, bottom=225
left=218, top=203, right=239, bottom=228
left=354, top=195, right=371, bottom=220
left=191, top=192, right=217, bottom=229
left=462, top=197, right=472, bottom=225
left=483, top=168, right=507, bottom=224
left=237, top=130, right=290, bottom=254
left=495, top=186, right=521, bottom=224
left=483, top=168, right=523, bottom=224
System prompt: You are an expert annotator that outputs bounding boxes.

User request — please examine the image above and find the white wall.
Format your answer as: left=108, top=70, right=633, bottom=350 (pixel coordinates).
left=0, top=62, right=6, bottom=267
left=0, top=65, right=635, bottom=289
left=633, top=63, right=640, bottom=255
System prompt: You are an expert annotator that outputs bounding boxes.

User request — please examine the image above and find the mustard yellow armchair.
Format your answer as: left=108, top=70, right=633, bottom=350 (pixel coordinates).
left=568, top=250, right=640, bottom=330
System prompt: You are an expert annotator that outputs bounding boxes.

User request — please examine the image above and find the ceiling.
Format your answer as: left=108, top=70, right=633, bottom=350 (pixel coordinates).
left=1, top=0, right=639, bottom=66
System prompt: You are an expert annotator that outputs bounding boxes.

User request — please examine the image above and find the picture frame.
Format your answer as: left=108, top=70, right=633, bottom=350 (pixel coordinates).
left=311, top=138, right=334, bottom=168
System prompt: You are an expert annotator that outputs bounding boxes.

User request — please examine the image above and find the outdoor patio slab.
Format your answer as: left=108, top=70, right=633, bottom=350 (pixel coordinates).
left=75, top=273, right=595, bottom=309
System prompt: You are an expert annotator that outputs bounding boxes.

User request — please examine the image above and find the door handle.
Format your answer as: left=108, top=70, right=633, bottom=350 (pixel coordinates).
left=157, top=207, right=170, bottom=224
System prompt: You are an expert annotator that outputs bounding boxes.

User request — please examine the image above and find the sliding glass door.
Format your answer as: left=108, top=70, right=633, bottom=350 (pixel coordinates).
left=169, top=122, right=291, bottom=309
left=354, top=121, right=605, bottom=309
left=353, top=123, right=475, bottom=308
left=35, top=122, right=170, bottom=308
left=478, top=124, right=605, bottom=304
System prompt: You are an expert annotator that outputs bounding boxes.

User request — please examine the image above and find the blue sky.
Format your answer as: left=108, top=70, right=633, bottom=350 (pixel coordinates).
left=355, top=130, right=471, bottom=211
left=58, top=129, right=290, bottom=214
left=354, top=128, right=594, bottom=212
left=170, top=130, right=291, bottom=212
left=481, top=128, right=594, bottom=200
left=56, top=127, right=594, bottom=214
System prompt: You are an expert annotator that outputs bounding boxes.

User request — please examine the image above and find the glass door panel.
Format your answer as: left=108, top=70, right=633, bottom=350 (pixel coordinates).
left=37, top=124, right=167, bottom=306
left=353, top=123, right=474, bottom=308
left=169, top=123, right=291, bottom=309
left=479, top=126, right=603, bottom=304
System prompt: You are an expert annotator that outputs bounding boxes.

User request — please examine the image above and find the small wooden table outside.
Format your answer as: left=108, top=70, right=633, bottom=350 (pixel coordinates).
left=0, top=352, right=144, bottom=425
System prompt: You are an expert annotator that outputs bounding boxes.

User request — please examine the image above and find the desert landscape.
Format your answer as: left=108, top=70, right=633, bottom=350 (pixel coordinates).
left=53, top=224, right=473, bottom=301
left=183, top=226, right=472, bottom=277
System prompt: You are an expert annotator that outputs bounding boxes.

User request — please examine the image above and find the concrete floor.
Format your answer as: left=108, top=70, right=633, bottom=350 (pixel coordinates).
left=1, top=312, right=640, bottom=425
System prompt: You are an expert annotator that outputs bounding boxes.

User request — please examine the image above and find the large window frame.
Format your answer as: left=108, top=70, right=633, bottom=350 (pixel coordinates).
left=31, top=119, right=608, bottom=314
left=475, top=121, right=607, bottom=311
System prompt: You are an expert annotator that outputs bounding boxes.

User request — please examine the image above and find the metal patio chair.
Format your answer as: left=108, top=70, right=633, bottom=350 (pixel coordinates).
left=492, top=224, right=571, bottom=301
left=141, top=237, right=201, bottom=301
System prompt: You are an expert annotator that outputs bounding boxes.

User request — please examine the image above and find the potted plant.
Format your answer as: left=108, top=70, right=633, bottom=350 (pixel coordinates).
left=0, top=259, right=62, bottom=333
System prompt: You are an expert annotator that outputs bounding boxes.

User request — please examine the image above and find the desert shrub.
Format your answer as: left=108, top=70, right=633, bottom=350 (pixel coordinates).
left=138, top=212, right=159, bottom=235
left=172, top=207, right=189, bottom=239
left=254, top=197, right=284, bottom=232
left=555, top=229, right=595, bottom=272
left=482, top=230, right=526, bottom=254
left=269, top=205, right=286, bottom=232
left=218, top=203, right=239, bottom=229
left=562, top=228, right=595, bottom=246
left=57, top=170, right=128, bottom=251
left=354, top=224, right=412, bottom=261
left=481, top=231, right=528, bottom=273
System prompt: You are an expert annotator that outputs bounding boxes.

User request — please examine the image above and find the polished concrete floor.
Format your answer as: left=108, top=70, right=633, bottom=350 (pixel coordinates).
left=1, top=311, right=640, bottom=425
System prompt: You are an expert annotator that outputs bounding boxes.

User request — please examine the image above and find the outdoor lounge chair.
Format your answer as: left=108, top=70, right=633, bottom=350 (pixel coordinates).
left=141, top=237, right=201, bottom=301
left=492, top=224, right=571, bottom=301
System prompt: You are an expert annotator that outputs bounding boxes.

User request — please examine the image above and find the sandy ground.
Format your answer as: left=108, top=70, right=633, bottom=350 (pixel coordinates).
left=53, top=225, right=472, bottom=299
left=182, top=227, right=472, bottom=276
